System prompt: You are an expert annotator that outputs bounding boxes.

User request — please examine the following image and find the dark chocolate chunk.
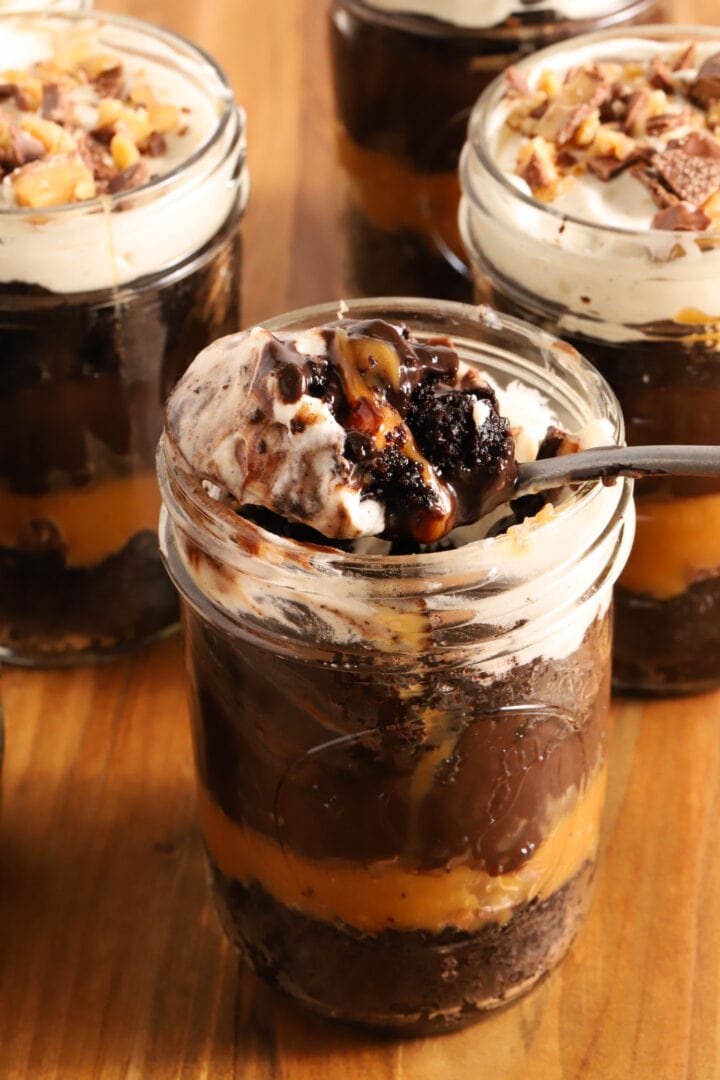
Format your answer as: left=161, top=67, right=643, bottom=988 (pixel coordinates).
left=41, top=82, right=62, bottom=121
left=655, top=132, right=720, bottom=206
left=630, top=163, right=679, bottom=209
left=690, top=51, right=720, bottom=108
left=9, top=127, right=44, bottom=167
left=649, top=56, right=675, bottom=94
left=92, top=65, right=125, bottom=99
left=645, top=110, right=689, bottom=137
left=673, top=43, right=697, bottom=72
left=652, top=201, right=712, bottom=230
left=623, top=88, right=649, bottom=134
left=505, top=66, right=532, bottom=98
left=588, top=154, right=635, bottom=181
left=537, top=67, right=611, bottom=147
left=147, top=131, right=167, bottom=157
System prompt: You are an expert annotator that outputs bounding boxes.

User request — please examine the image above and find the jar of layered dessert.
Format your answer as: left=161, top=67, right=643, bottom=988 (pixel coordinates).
left=460, top=25, right=720, bottom=695
left=328, top=0, right=665, bottom=302
left=0, top=12, right=248, bottom=665
left=158, top=298, right=634, bottom=1034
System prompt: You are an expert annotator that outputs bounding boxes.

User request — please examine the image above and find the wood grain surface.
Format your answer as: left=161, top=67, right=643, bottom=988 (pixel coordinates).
left=2, top=1, right=718, bottom=1077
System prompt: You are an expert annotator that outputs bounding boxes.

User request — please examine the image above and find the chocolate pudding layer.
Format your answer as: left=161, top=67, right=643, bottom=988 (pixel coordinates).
left=329, top=0, right=663, bottom=300
left=0, top=223, right=241, bottom=661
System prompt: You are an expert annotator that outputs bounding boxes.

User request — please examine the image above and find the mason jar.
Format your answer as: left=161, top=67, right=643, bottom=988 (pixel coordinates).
left=157, top=298, right=635, bottom=1035
left=0, top=12, right=249, bottom=665
left=328, top=0, right=665, bottom=303
left=460, top=24, right=720, bottom=695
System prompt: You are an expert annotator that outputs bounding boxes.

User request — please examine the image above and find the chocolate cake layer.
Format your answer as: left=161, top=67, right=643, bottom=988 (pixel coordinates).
left=208, top=858, right=594, bottom=1035
left=185, top=603, right=610, bottom=873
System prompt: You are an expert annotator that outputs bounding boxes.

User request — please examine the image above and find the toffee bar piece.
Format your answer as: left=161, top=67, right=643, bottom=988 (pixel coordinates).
left=158, top=298, right=635, bottom=1034
left=328, top=0, right=663, bottom=302
left=460, top=26, right=720, bottom=694
left=0, top=12, right=248, bottom=665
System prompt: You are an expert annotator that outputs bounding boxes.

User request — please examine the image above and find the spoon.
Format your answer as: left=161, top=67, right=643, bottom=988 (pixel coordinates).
left=515, top=444, right=720, bottom=498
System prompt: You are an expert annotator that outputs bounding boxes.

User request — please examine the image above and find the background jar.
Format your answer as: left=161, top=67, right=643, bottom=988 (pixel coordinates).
left=158, top=298, right=635, bottom=1035
left=328, top=0, right=665, bottom=303
left=460, top=24, right=720, bottom=696
left=0, top=11, right=249, bottom=666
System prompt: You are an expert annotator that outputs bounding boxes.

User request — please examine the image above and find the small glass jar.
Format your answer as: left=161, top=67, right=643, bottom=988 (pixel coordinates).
left=328, top=0, right=665, bottom=303
left=0, top=12, right=249, bottom=666
left=460, top=25, right=720, bottom=696
left=158, top=298, right=634, bottom=1035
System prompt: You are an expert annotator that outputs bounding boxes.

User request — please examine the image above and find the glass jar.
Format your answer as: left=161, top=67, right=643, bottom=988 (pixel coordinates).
left=460, top=24, right=720, bottom=696
left=0, top=12, right=249, bottom=666
left=158, top=297, right=635, bottom=1035
left=328, top=0, right=665, bottom=303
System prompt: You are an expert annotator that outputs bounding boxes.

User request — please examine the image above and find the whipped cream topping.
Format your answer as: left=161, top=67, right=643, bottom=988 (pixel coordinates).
left=159, top=306, right=634, bottom=677
left=0, top=15, right=246, bottom=292
left=460, top=31, right=720, bottom=340
left=166, top=320, right=528, bottom=544
left=361, top=1, right=634, bottom=30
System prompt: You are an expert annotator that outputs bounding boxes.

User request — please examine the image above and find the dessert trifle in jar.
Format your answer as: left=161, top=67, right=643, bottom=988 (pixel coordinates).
left=158, top=298, right=635, bottom=1034
left=460, top=26, right=720, bottom=694
left=0, top=12, right=248, bottom=665
left=328, top=0, right=665, bottom=302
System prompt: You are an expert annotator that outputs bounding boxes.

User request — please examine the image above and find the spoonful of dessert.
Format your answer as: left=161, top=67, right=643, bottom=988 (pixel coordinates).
left=166, top=317, right=720, bottom=546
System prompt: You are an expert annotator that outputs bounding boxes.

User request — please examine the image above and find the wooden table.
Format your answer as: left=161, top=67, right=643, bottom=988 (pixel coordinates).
left=2, top=1, right=718, bottom=1076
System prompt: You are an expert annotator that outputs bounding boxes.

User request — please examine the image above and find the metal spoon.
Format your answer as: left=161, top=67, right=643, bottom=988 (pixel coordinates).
left=515, top=444, right=720, bottom=498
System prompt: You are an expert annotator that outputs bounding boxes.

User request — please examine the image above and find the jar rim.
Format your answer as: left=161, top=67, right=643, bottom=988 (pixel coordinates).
left=333, top=0, right=660, bottom=40
left=465, top=23, right=720, bottom=241
left=159, top=297, right=629, bottom=580
left=0, top=9, right=241, bottom=219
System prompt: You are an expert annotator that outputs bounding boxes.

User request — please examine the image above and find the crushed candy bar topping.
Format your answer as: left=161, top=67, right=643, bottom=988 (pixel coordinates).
left=0, top=31, right=187, bottom=208
left=503, top=44, right=720, bottom=231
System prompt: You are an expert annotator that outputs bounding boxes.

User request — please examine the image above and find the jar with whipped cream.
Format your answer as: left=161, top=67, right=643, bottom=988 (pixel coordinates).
left=460, top=25, right=720, bottom=694
left=158, top=297, right=634, bottom=1035
left=0, top=12, right=248, bottom=665
left=328, top=0, right=665, bottom=303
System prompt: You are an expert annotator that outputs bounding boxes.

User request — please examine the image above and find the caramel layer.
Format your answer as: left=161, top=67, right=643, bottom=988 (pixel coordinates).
left=620, top=491, right=720, bottom=600
left=197, top=767, right=606, bottom=935
left=336, top=127, right=463, bottom=257
left=0, top=472, right=161, bottom=567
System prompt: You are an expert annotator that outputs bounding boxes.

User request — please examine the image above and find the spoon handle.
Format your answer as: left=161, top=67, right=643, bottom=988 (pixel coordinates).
left=516, top=445, right=720, bottom=497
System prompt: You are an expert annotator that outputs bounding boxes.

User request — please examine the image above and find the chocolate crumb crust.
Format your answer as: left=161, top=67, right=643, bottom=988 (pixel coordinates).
left=614, top=578, right=720, bottom=693
left=208, top=859, right=594, bottom=1034
left=0, top=531, right=178, bottom=656
left=186, top=600, right=610, bottom=874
